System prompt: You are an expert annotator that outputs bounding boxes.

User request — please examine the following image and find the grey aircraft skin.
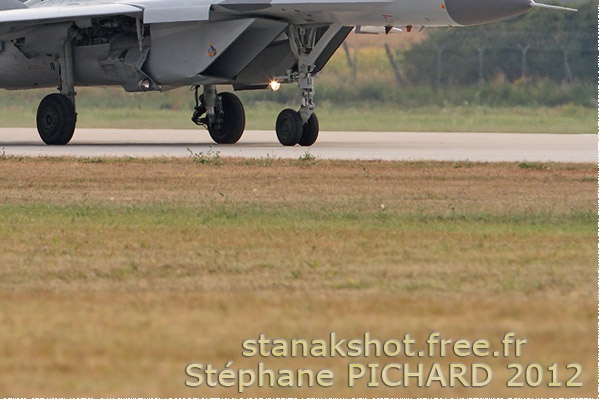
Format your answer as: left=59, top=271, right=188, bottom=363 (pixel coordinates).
left=0, top=0, right=575, bottom=146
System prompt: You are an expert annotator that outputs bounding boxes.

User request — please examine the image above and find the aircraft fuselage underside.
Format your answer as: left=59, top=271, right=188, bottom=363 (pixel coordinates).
left=0, top=17, right=300, bottom=90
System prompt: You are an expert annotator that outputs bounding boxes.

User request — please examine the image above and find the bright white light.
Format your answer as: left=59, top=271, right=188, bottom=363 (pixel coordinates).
left=269, top=80, right=281, bottom=91
left=139, top=78, right=151, bottom=91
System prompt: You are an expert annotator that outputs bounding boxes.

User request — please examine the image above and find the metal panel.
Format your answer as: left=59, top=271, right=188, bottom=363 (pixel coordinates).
left=140, top=0, right=210, bottom=23
left=74, top=36, right=153, bottom=92
left=202, top=18, right=288, bottom=80
left=0, top=0, right=27, bottom=11
left=233, top=39, right=294, bottom=88
left=234, top=24, right=352, bottom=87
left=0, top=44, right=57, bottom=89
left=144, top=19, right=255, bottom=85
left=312, top=25, right=352, bottom=74
left=445, top=0, right=531, bottom=25
left=0, top=4, right=142, bottom=26
left=19, top=22, right=71, bottom=57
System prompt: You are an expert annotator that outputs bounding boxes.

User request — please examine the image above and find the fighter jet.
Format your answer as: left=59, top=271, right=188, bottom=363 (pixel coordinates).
left=0, top=0, right=575, bottom=146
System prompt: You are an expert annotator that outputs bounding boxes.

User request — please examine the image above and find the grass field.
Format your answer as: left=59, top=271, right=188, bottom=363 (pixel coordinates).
left=0, top=157, right=597, bottom=397
left=0, top=86, right=596, bottom=133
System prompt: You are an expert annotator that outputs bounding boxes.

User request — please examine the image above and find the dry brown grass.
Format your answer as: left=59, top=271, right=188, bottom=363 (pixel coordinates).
left=0, top=157, right=594, bottom=212
left=0, top=157, right=597, bottom=397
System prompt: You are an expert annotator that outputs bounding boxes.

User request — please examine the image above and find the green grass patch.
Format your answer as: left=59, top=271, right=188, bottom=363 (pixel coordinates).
left=0, top=158, right=595, bottom=295
left=0, top=87, right=596, bottom=133
left=0, top=201, right=595, bottom=294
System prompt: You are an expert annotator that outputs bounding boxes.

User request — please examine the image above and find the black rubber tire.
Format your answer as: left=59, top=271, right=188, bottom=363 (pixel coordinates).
left=298, top=113, right=319, bottom=147
left=208, top=92, right=245, bottom=144
left=276, top=109, right=303, bottom=146
left=36, top=94, right=76, bottom=145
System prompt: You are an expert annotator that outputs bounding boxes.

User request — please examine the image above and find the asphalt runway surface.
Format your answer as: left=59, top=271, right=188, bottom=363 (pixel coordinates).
left=0, top=128, right=596, bottom=162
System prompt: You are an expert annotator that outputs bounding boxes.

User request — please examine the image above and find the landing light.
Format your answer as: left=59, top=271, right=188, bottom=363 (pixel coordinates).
left=139, top=78, right=151, bottom=91
left=269, top=80, right=281, bottom=91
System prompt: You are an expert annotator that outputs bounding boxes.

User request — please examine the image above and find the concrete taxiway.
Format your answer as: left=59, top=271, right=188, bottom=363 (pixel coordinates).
left=0, top=128, right=596, bottom=162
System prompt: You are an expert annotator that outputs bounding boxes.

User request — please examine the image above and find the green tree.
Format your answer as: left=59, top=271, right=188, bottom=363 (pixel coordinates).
left=402, top=0, right=598, bottom=85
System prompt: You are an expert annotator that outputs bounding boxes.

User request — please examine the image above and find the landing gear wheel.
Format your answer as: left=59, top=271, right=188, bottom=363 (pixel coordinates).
left=299, top=113, right=319, bottom=147
left=276, top=109, right=303, bottom=146
left=208, top=92, right=245, bottom=144
left=36, top=94, right=76, bottom=145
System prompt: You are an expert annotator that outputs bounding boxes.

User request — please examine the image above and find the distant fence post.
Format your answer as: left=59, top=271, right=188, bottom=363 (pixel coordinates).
left=517, top=43, right=530, bottom=80
left=560, top=46, right=574, bottom=83
left=384, top=43, right=405, bottom=86
left=475, top=45, right=486, bottom=84
left=342, top=42, right=357, bottom=79
left=434, top=44, right=445, bottom=87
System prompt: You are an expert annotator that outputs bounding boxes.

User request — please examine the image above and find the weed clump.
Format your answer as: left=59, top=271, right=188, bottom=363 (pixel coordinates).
left=187, top=147, right=221, bottom=165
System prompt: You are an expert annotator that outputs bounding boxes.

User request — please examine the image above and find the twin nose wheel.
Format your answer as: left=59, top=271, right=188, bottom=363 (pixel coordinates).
left=275, top=109, right=319, bottom=147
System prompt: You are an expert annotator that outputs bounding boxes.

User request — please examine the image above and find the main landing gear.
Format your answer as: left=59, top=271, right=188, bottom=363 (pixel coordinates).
left=37, top=93, right=77, bottom=145
left=191, top=84, right=246, bottom=144
left=37, top=39, right=77, bottom=145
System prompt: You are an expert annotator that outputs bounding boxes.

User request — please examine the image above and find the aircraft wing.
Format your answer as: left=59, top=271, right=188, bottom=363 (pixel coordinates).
left=0, top=0, right=542, bottom=32
left=0, top=0, right=443, bottom=29
left=0, top=0, right=250, bottom=28
left=0, top=3, right=142, bottom=27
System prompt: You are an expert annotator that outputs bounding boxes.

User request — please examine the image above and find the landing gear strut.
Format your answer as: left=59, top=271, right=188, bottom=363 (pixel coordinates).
left=275, top=26, right=318, bottom=147
left=37, top=38, right=77, bottom=145
left=274, top=24, right=342, bottom=147
left=192, top=85, right=245, bottom=144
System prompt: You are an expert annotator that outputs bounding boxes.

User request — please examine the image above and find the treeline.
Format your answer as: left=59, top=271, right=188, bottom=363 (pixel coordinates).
left=402, top=0, right=598, bottom=85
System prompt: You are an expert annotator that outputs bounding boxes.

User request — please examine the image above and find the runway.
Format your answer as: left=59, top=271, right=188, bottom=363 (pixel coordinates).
left=0, top=128, right=596, bottom=162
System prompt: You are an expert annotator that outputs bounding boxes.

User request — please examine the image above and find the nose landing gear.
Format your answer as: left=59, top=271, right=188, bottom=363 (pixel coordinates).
left=273, top=24, right=345, bottom=147
left=274, top=66, right=320, bottom=147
